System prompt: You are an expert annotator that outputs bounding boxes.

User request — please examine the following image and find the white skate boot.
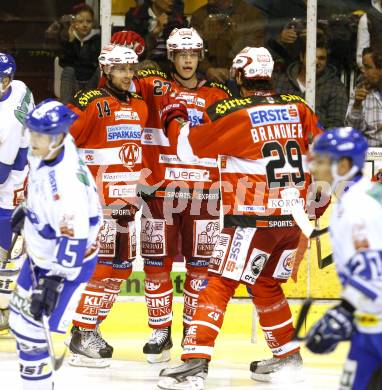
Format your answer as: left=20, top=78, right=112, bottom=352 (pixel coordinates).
left=143, top=327, right=173, bottom=363
left=250, top=351, right=304, bottom=383
left=157, top=358, right=208, bottom=390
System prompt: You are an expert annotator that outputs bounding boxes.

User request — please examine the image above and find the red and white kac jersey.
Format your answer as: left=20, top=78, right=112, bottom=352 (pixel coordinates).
left=169, top=94, right=323, bottom=228
left=69, top=88, right=148, bottom=208
left=132, top=68, right=231, bottom=195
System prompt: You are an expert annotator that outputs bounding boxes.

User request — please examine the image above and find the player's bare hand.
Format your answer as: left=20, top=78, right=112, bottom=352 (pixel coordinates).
left=206, top=67, right=229, bottom=83
left=280, top=28, right=298, bottom=44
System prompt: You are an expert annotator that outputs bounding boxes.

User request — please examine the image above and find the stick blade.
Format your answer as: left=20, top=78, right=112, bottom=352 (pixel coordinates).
left=293, top=299, right=313, bottom=341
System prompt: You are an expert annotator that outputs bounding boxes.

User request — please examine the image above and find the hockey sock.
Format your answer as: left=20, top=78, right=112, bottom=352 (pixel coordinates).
left=144, top=257, right=174, bottom=328
left=252, top=277, right=299, bottom=358
left=183, top=268, right=208, bottom=329
left=72, top=279, right=105, bottom=330
left=97, top=278, right=122, bottom=322
left=181, top=275, right=238, bottom=361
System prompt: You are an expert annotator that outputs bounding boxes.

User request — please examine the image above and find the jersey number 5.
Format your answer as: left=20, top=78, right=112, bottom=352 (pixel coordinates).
left=262, top=140, right=305, bottom=187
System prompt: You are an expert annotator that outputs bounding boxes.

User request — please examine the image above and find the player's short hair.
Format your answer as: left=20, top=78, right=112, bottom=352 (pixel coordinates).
left=241, top=77, right=274, bottom=92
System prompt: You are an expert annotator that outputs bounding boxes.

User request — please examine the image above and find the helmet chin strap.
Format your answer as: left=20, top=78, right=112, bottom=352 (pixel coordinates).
left=0, top=77, right=11, bottom=98
left=41, top=135, right=65, bottom=161
left=331, top=162, right=360, bottom=194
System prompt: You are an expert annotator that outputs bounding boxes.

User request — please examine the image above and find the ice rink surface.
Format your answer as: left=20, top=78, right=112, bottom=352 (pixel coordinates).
left=0, top=300, right=347, bottom=389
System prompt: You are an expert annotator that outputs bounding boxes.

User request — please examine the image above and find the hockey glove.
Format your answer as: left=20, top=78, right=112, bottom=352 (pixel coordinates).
left=160, top=93, right=188, bottom=133
left=30, top=275, right=64, bottom=321
left=110, top=30, right=145, bottom=56
left=11, top=203, right=26, bottom=234
left=306, top=300, right=354, bottom=354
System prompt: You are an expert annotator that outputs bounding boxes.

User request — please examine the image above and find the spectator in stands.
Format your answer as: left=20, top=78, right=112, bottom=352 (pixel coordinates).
left=263, top=0, right=364, bottom=73
left=346, top=48, right=382, bottom=146
left=58, top=3, right=100, bottom=104
left=356, top=0, right=382, bottom=69
left=274, top=37, right=348, bottom=129
left=190, top=0, right=265, bottom=82
left=124, top=0, right=187, bottom=72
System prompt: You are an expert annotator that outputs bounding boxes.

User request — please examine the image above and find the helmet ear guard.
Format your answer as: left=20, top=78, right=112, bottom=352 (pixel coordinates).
left=98, top=44, right=138, bottom=75
left=25, top=99, right=78, bottom=136
left=231, top=47, right=274, bottom=81
left=312, top=127, right=369, bottom=190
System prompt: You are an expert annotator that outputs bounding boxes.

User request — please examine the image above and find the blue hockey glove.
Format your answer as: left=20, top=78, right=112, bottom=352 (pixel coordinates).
left=306, top=301, right=354, bottom=354
left=30, top=276, right=63, bottom=321
left=11, top=204, right=26, bottom=234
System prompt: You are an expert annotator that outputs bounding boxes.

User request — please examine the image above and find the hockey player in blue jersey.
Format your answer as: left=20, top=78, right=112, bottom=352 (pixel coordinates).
left=306, top=127, right=382, bottom=389
left=8, top=99, right=103, bottom=390
left=0, top=52, right=34, bottom=331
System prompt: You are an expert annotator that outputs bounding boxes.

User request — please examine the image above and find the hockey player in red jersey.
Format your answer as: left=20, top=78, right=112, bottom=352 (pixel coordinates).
left=130, top=28, right=232, bottom=364
left=66, top=45, right=148, bottom=367
left=157, top=47, right=323, bottom=389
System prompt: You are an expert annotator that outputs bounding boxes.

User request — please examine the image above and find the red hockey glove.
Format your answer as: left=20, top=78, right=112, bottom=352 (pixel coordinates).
left=160, top=93, right=188, bottom=133
left=110, top=30, right=145, bottom=56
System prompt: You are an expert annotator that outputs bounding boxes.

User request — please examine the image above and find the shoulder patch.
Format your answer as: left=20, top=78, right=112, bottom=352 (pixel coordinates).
left=367, top=183, right=382, bottom=206
left=129, top=92, right=144, bottom=100
left=71, top=89, right=109, bottom=110
left=136, top=68, right=169, bottom=80
left=205, top=81, right=232, bottom=97
left=278, top=93, right=308, bottom=105
left=207, top=94, right=308, bottom=121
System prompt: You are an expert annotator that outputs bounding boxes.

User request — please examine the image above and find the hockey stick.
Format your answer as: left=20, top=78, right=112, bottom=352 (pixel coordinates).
left=290, top=203, right=333, bottom=268
left=292, top=299, right=313, bottom=341
left=28, top=258, right=67, bottom=371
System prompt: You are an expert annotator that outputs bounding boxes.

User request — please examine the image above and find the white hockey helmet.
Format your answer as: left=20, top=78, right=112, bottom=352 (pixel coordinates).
left=98, top=44, right=138, bottom=73
left=167, top=28, right=204, bottom=61
left=231, top=47, right=274, bottom=80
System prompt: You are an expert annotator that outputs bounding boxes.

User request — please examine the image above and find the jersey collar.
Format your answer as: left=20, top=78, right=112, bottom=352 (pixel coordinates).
left=38, top=146, right=65, bottom=169
left=0, top=86, right=12, bottom=102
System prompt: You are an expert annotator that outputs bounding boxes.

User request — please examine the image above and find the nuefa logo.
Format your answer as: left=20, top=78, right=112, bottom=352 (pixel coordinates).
left=119, top=142, right=140, bottom=167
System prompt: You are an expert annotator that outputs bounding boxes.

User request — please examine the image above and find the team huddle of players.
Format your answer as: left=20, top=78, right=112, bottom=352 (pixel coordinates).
left=0, top=25, right=381, bottom=390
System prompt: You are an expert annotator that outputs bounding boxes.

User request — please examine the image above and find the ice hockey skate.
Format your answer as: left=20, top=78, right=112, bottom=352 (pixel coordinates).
left=250, top=351, right=304, bottom=383
left=143, top=327, right=173, bottom=363
left=68, top=327, right=113, bottom=368
left=158, top=358, right=208, bottom=390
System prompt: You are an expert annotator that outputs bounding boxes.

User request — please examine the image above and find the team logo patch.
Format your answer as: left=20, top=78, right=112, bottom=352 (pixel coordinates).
left=272, top=249, right=297, bottom=279
left=240, top=248, right=269, bottom=285
left=208, top=233, right=231, bottom=274
left=141, top=219, right=166, bottom=257
left=99, top=218, right=117, bottom=257
left=119, top=142, right=141, bottom=167
left=193, top=220, right=220, bottom=258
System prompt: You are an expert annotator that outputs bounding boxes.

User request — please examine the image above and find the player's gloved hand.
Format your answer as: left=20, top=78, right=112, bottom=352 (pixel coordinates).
left=306, top=301, right=354, bottom=354
left=11, top=204, right=26, bottom=234
left=110, top=30, right=145, bottom=56
left=30, top=275, right=64, bottom=321
left=160, top=92, right=188, bottom=132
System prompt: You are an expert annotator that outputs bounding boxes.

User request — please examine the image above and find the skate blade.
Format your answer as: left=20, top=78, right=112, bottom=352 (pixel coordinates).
left=157, top=376, right=204, bottom=390
left=68, top=353, right=111, bottom=368
left=251, top=367, right=305, bottom=383
left=147, top=349, right=171, bottom=364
